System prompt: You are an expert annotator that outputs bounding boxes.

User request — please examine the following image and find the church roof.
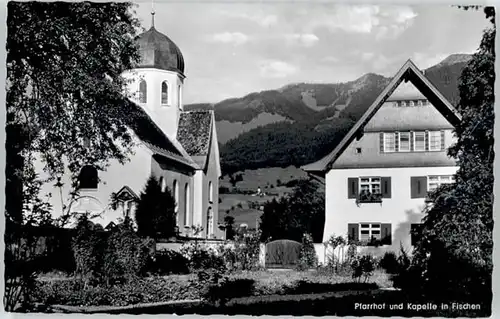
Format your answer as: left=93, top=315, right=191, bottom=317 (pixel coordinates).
left=123, top=99, right=198, bottom=169
left=177, top=110, right=213, bottom=157
left=136, top=26, right=185, bottom=75
left=302, top=59, right=462, bottom=173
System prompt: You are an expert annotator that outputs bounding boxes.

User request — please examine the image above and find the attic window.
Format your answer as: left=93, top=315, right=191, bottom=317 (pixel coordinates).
left=79, top=165, right=98, bottom=189
left=355, top=148, right=362, bottom=154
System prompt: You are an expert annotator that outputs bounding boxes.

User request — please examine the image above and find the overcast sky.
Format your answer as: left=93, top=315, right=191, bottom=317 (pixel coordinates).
left=133, top=2, right=489, bottom=104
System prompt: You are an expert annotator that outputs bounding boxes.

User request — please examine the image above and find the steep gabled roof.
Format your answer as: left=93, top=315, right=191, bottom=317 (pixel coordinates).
left=177, top=110, right=214, bottom=169
left=123, top=99, right=198, bottom=169
left=302, top=59, right=462, bottom=173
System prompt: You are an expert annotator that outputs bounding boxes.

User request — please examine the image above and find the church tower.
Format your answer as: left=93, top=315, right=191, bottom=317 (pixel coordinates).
left=124, top=10, right=185, bottom=139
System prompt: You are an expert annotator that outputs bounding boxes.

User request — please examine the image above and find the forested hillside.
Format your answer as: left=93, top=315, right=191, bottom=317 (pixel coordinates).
left=184, top=54, right=471, bottom=175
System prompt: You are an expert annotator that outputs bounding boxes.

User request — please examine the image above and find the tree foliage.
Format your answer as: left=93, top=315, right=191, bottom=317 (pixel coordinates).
left=135, top=176, right=177, bottom=239
left=5, top=2, right=142, bottom=311
left=221, top=121, right=353, bottom=174
left=411, top=6, right=495, bottom=302
left=6, top=1, right=142, bottom=224
left=260, top=179, right=325, bottom=243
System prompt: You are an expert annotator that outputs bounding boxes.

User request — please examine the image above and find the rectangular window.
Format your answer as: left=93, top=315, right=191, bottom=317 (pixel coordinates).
left=429, top=131, right=442, bottom=151
left=359, top=177, right=381, bottom=194
left=384, top=133, right=396, bottom=152
left=428, top=175, right=455, bottom=192
left=414, top=132, right=426, bottom=151
left=399, top=132, right=410, bottom=152
left=360, top=223, right=381, bottom=241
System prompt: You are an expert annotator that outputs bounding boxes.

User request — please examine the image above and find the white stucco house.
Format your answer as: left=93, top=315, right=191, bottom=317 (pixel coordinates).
left=302, top=59, right=462, bottom=257
left=36, top=14, right=222, bottom=239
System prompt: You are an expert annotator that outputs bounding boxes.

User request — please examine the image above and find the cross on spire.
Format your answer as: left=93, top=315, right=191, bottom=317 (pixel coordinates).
left=151, top=0, right=155, bottom=28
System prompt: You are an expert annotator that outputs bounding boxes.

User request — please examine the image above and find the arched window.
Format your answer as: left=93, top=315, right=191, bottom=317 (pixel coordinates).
left=208, top=181, right=213, bottom=203
left=79, top=165, right=98, bottom=189
left=139, top=79, right=147, bottom=103
left=207, top=207, right=214, bottom=238
left=184, top=183, right=190, bottom=226
left=161, top=81, right=169, bottom=105
left=173, top=180, right=179, bottom=224
left=159, top=177, right=167, bottom=192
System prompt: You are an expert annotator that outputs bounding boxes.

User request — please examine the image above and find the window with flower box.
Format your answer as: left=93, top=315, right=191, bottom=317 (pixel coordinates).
left=347, top=223, right=392, bottom=246
left=348, top=177, right=391, bottom=203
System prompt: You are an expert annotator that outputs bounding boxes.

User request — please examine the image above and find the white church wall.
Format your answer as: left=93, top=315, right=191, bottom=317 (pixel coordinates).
left=35, top=142, right=153, bottom=227
left=192, top=170, right=204, bottom=232
left=202, top=125, right=223, bottom=239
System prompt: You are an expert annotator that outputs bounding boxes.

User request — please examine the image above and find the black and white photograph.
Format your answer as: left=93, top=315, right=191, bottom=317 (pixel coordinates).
left=3, top=1, right=496, bottom=316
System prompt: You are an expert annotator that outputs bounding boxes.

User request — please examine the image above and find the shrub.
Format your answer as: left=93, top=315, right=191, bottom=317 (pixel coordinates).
left=191, top=268, right=230, bottom=306
left=147, top=249, right=190, bottom=275
left=350, top=255, right=375, bottom=283
left=296, top=233, right=318, bottom=270
left=102, top=223, right=154, bottom=284
left=233, top=231, right=262, bottom=270
left=390, top=245, right=419, bottom=291
left=379, top=251, right=399, bottom=274
left=346, top=243, right=357, bottom=262
left=72, top=216, right=154, bottom=286
left=180, top=242, right=226, bottom=272
left=32, top=276, right=201, bottom=307
left=72, top=216, right=107, bottom=286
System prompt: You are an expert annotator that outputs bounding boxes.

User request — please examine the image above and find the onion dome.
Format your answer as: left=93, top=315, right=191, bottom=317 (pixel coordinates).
left=135, top=12, right=185, bottom=74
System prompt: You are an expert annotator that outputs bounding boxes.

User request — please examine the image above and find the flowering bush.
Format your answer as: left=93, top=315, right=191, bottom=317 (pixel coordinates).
left=180, top=242, right=225, bottom=272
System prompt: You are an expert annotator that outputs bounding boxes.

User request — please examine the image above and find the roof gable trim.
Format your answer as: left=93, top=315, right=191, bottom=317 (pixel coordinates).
left=302, top=59, right=462, bottom=173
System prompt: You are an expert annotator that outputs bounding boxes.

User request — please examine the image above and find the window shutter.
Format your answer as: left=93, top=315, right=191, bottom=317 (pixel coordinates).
left=411, top=176, right=428, bottom=198
left=425, top=131, right=429, bottom=151
left=380, top=133, right=384, bottom=153
left=347, top=178, right=359, bottom=199
left=348, top=223, right=359, bottom=242
left=440, top=130, right=445, bottom=151
left=381, top=223, right=392, bottom=245
left=381, top=177, right=391, bottom=198
left=395, top=132, right=399, bottom=152
left=410, top=131, right=414, bottom=151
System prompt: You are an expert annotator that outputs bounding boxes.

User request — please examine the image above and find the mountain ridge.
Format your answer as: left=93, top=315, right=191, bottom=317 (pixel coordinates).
left=183, top=54, right=471, bottom=174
